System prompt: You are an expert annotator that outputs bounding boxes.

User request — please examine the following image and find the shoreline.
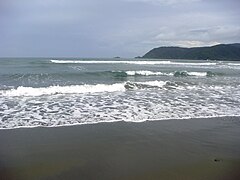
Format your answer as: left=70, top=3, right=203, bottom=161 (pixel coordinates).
left=1, top=115, right=240, bottom=130
left=0, top=116, right=240, bottom=179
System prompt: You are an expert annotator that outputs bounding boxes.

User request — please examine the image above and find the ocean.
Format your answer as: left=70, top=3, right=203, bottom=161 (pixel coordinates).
left=0, top=58, right=240, bottom=129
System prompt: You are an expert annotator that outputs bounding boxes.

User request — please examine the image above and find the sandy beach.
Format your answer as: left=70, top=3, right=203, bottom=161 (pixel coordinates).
left=1, top=0, right=240, bottom=179
left=0, top=117, right=240, bottom=180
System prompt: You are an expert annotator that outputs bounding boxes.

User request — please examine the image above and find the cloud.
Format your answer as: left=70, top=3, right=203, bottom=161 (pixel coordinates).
left=0, top=0, right=239, bottom=57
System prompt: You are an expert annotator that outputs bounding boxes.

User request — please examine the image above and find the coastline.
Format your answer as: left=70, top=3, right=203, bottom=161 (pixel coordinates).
left=0, top=116, right=240, bottom=180
left=1, top=115, right=239, bottom=130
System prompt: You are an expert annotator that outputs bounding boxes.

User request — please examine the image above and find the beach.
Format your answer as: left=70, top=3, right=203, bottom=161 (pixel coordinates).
left=1, top=0, right=240, bottom=179
left=1, top=116, right=240, bottom=180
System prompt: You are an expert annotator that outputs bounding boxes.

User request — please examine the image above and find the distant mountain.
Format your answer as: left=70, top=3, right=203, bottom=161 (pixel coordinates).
left=141, top=43, right=240, bottom=60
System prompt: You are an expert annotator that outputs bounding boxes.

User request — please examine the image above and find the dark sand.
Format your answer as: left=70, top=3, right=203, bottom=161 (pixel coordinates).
left=0, top=117, right=240, bottom=180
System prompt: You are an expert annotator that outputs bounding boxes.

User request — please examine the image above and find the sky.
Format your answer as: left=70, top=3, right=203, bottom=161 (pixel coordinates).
left=0, top=0, right=239, bottom=58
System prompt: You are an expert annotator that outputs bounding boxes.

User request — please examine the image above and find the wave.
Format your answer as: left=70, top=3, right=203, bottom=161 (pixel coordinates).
left=1, top=80, right=239, bottom=129
left=51, top=60, right=171, bottom=64
left=0, top=71, right=217, bottom=82
left=121, top=70, right=216, bottom=77
left=216, top=61, right=240, bottom=66
left=1, top=83, right=126, bottom=97
left=0, top=70, right=217, bottom=90
left=173, top=71, right=215, bottom=77
left=71, top=69, right=217, bottom=78
left=125, top=71, right=168, bottom=76
left=50, top=60, right=217, bottom=66
left=124, top=81, right=190, bottom=90
left=0, top=80, right=191, bottom=97
left=227, top=63, right=240, bottom=66
left=124, top=81, right=166, bottom=90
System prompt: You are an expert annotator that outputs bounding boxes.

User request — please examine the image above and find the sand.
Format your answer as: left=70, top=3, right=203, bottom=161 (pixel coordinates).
left=0, top=117, right=240, bottom=180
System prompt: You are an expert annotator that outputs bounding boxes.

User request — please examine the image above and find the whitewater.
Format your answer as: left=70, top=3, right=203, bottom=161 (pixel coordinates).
left=0, top=58, right=240, bottom=129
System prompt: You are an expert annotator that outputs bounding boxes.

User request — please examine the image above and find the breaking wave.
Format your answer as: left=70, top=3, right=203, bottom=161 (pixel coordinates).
left=173, top=71, right=216, bottom=77
left=65, top=70, right=217, bottom=78
left=1, top=81, right=240, bottom=129
left=0, top=83, right=125, bottom=97
left=119, top=70, right=216, bottom=77
left=1, top=58, right=240, bottom=130
left=50, top=59, right=217, bottom=66
left=0, top=80, right=192, bottom=97
left=125, top=71, right=167, bottom=76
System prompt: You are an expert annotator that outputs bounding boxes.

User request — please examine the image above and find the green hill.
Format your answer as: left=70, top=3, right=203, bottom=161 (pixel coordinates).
left=141, top=43, right=240, bottom=60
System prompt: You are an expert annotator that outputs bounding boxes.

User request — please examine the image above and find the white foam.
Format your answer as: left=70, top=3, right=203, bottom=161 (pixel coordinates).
left=126, top=71, right=209, bottom=77
left=51, top=60, right=172, bottom=65
left=1, top=83, right=126, bottom=97
left=0, top=80, right=172, bottom=97
left=125, top=70, right=211, bottom=77
left=126, top=71, right=166, bottom=76
left=50, top=60, right=216, bottom=66
left=1, top=82, right=240, bottom=129
left=141, top=80, right=167, bottom=87
left=187, top=72, right=207, bottom=76
left=227, top=63, right=240, bottom=66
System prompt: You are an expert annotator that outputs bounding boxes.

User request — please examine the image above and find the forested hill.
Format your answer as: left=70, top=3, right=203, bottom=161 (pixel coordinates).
left=141, top=43, right=240, bottom=60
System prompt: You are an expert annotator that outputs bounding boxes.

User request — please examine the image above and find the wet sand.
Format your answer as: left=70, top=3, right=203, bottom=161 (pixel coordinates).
left=0, top=117, right=240, bottom=180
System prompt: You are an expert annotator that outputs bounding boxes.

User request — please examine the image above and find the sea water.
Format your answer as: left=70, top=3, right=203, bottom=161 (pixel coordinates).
left=0, top=58, right=240, bottom=129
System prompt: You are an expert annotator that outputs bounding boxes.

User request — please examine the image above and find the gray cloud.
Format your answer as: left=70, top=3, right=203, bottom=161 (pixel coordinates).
left=0, top=0, right=239, bottom=57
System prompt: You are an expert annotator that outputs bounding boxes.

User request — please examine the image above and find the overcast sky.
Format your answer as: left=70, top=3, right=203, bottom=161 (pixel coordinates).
left=0, top=0, right=239, bottom=57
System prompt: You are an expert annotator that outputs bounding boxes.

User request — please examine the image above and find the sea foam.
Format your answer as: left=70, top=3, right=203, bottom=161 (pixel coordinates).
left=1, top=82, right=240, bottom=129
left=125, top=71, right=209, bottom=77
left=1, top=83, right=126, bottom=97
left=0, top=81, right=176, bottom=97
left=125, top=71, right=167, bottom=76
left=50, top=60, right=217, bottom=66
